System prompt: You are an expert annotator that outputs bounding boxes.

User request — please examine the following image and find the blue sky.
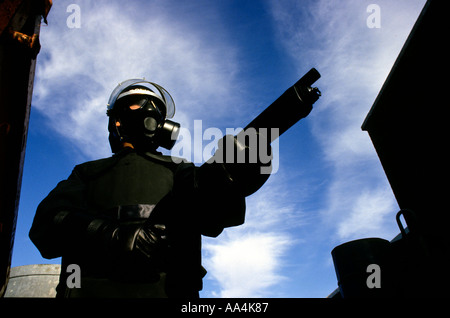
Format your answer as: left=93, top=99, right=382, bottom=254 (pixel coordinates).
left=12, top=0, right=426, bottom=297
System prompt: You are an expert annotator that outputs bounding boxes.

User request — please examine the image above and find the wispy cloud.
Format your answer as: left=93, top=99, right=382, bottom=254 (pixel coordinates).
left=202, top=172, right=306, bottom=298
left=34, top=0, right=241, bottom=160
left=336, top=187, right=397, bottom=240
left=268, top=0, right=426, bottom=242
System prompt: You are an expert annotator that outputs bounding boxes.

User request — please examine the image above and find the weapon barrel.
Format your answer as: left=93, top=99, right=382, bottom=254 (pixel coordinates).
left=240, top=68, right=321, bottom=143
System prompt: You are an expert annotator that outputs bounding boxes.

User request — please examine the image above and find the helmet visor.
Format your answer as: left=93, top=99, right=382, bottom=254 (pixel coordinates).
left=107, top=79, right=175, bottom=118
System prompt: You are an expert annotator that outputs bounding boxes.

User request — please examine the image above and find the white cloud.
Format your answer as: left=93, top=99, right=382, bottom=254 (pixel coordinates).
left=202, top=172, right=305, bottom=297
left=203, top=233, right=291, bottom=298
left=337, top=188, right=397, bottom=240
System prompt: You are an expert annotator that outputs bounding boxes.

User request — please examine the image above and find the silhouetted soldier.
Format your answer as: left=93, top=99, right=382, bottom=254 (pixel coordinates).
left=29, top=79, right=271, bottom=297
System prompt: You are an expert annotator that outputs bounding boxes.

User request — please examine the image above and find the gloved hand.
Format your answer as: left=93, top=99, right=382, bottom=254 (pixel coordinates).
left=44, top=207, right=169, bottom=282
left=91, top=216, right=169, bottom=282
left=208, top=132, right=272, bottom=196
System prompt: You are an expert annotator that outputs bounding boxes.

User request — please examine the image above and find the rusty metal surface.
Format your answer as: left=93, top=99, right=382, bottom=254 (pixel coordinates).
left=0, top=0, right=52, bottom=297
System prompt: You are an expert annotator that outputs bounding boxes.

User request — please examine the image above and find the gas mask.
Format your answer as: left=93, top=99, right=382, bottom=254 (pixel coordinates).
left=107, top=80, right=180, bottom=153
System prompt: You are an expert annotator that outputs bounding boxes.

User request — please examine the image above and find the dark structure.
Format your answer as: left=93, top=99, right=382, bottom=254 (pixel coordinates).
left=331, top=0, right=449, bottom=297
left=0, top=0, right=52, bottom=297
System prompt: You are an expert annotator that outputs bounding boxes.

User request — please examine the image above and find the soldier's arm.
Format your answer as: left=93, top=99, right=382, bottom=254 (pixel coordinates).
left=170, top=134, right=271, bottom=237
left=29, top=168, right=93, bottom=258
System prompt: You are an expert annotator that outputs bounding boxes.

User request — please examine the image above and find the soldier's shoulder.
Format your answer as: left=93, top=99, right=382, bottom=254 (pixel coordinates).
left=76, top=156, right=117, bottom=169
left=73, top=156, right=118, bottom=181
left=143, top=151, right=194, bottom=169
